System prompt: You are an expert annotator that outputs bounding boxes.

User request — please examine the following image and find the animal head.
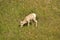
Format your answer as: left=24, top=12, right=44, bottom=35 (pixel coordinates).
left=20, top=21, right=26, bottom=27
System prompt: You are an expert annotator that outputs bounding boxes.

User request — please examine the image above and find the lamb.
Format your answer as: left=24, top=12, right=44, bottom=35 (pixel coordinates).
left=20, top=13, right=37, bottom=27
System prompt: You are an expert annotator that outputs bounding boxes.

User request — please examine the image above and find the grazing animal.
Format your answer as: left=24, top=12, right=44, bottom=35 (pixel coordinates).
left=20, top=13, right=37, bottom=27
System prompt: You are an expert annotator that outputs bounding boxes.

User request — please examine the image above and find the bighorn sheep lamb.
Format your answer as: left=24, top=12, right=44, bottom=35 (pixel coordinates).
left=20, top=13, right=37, bottom=27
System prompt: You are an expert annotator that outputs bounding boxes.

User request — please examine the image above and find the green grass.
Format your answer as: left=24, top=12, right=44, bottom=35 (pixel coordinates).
left=0, top=0, right=60, bottom=40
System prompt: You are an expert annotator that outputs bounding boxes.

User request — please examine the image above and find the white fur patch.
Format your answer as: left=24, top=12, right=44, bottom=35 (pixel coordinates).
left=32, top=13, right=36, bottom=17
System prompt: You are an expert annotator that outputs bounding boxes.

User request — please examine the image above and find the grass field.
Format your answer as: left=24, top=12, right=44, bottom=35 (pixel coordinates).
left=0, top=0, right=60, bottom=40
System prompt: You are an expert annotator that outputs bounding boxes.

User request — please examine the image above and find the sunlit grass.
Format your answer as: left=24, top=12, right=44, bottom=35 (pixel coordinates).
left=0, top=0, right=60, bottom=40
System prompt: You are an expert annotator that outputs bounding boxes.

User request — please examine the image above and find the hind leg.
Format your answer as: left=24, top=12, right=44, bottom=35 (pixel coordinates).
left=33, top=18, right=37, bottom=27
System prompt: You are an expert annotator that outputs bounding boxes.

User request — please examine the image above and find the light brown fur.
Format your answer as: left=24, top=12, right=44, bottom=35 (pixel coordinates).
left=20, top=13, right=37, bottom=27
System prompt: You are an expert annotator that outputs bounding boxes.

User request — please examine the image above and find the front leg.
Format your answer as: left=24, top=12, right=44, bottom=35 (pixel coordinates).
left=28, top=21, right=30, bottom=26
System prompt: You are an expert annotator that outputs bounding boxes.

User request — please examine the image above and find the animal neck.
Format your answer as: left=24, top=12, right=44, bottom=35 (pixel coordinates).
left=23, top=20, right=27, bottom=24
